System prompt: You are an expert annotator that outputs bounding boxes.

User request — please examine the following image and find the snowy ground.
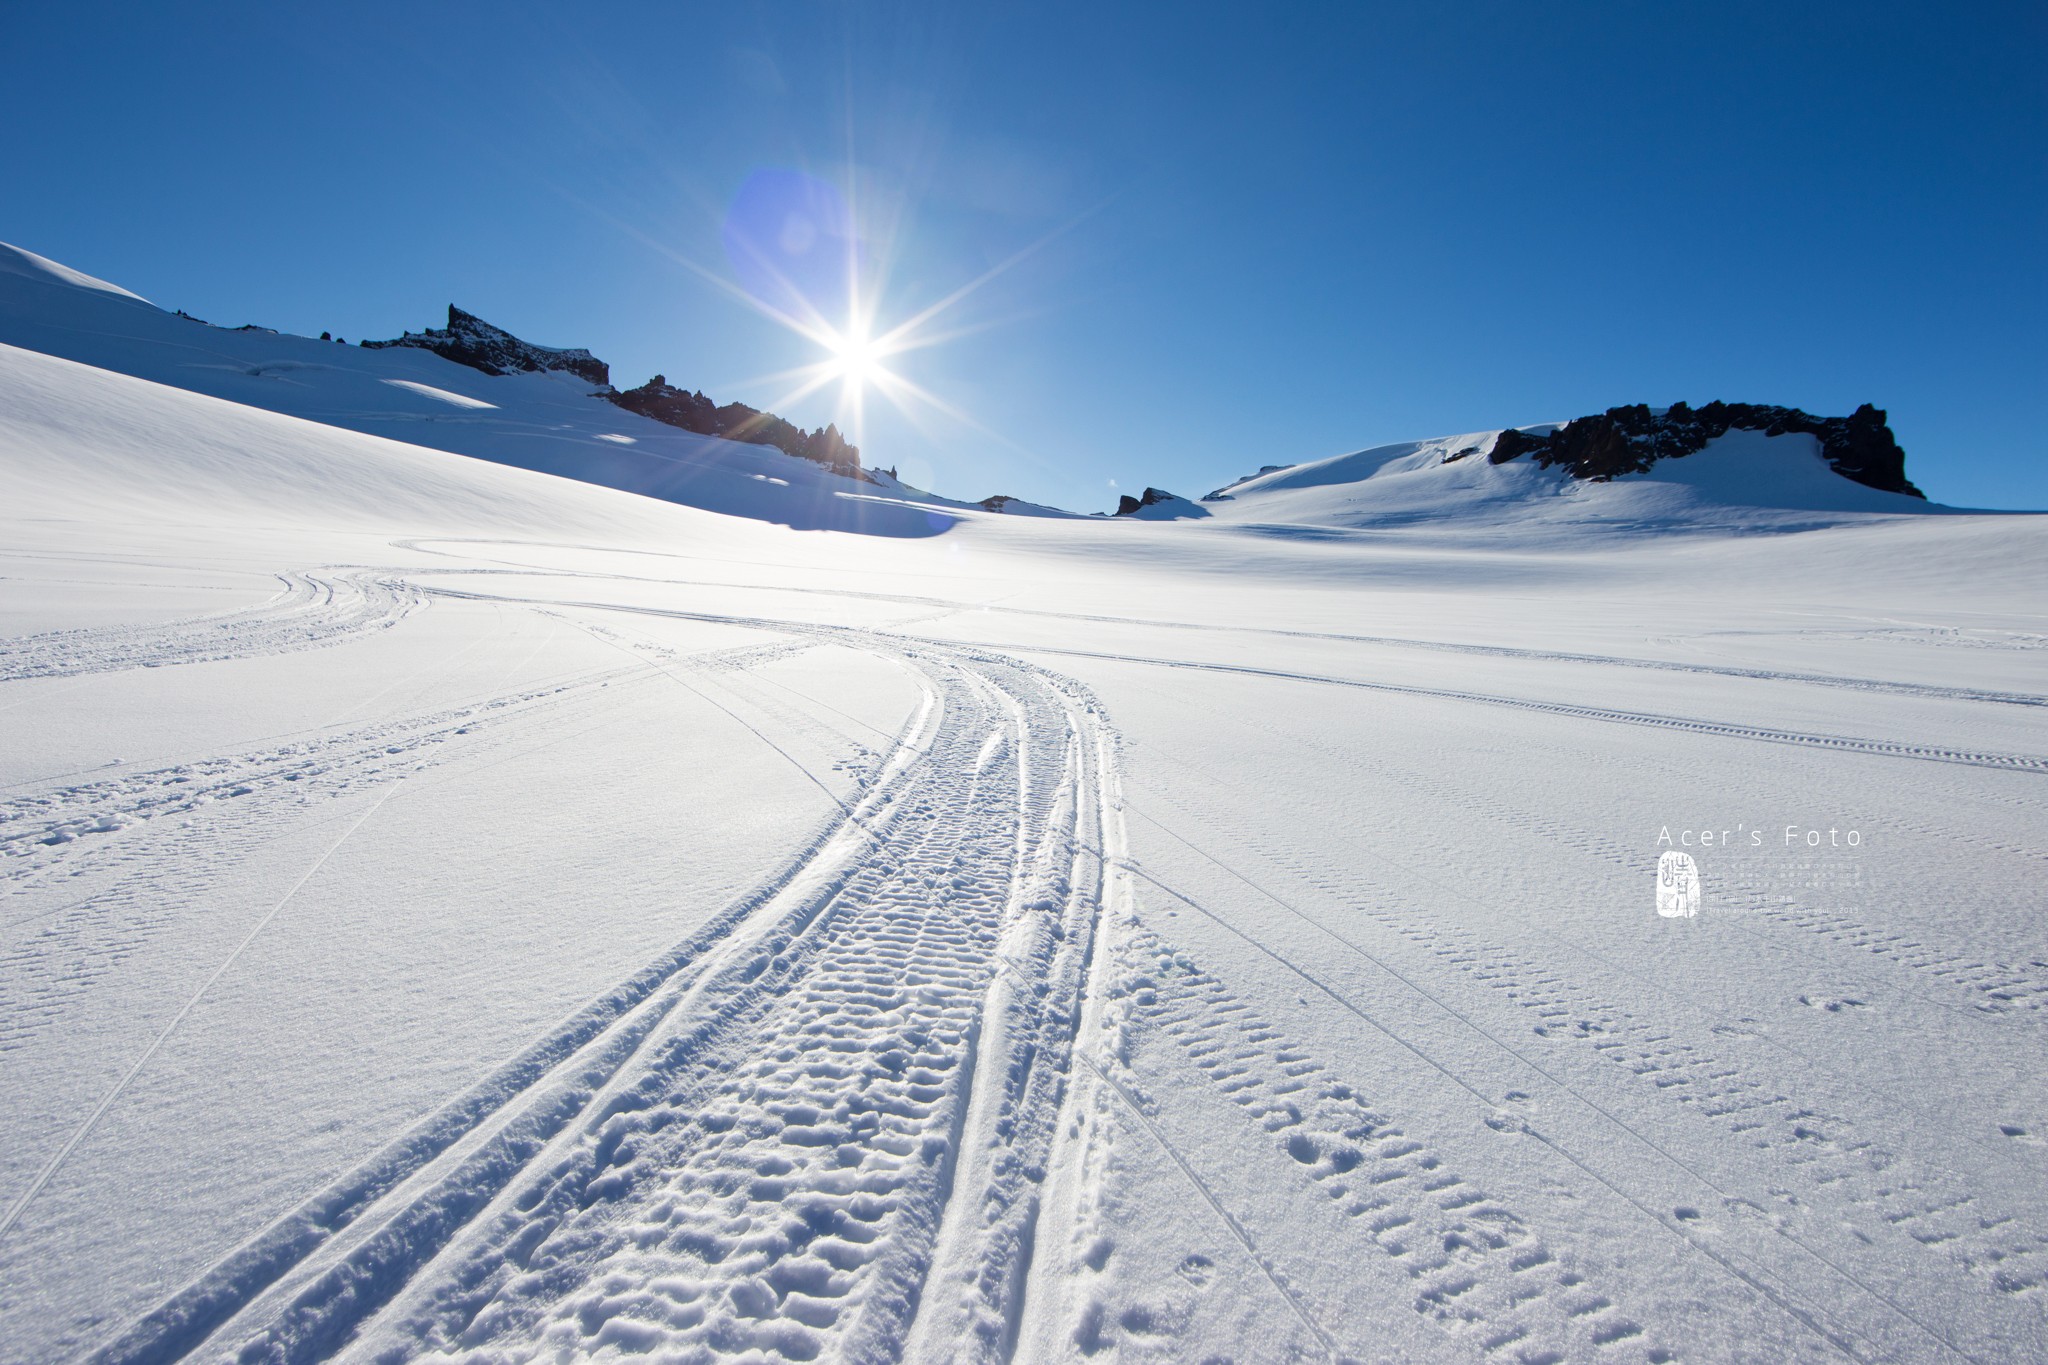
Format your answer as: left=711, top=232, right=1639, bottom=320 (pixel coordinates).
left=2, top=302, right=2046, bottom=1362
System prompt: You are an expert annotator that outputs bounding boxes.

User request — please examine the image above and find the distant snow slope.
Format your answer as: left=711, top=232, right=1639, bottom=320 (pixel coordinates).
left=1202, top=426, right=1950, bottom=534
left=3, top=250, right=2046, bottom=1365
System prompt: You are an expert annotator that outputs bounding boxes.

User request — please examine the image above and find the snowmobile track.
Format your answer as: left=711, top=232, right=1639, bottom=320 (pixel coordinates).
left=1000, top=644, right=2048, bottom=774
left=94, top=630, right=1119, bottom=1365
left=1112, top=926, right=1672, bottom=1363
left=0, top=570, right=426, bottom=682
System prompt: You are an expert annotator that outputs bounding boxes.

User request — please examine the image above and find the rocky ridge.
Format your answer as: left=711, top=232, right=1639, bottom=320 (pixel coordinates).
left=359, top=307, right=1926, bottom=511
left=363, top=306, right=611, bottom=388
left=363, top=307, right=865, bottom=479
left=1481, top=401, right=1922, bottom=497
left=608, top=377, right=863, bottom=480
left=1113, top=487, right=1208, bottom=519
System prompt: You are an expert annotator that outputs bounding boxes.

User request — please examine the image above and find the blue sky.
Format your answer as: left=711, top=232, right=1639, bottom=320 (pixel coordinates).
left=4, top=2, right=2042, bottom=511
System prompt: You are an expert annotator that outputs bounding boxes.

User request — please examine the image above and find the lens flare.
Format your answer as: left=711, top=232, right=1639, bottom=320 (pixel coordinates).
left=651, top=164, right=1097, bottom=467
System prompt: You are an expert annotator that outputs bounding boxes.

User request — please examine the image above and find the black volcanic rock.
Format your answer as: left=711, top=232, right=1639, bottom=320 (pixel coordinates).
left=1480, top=402, right=1922, bottom=497
left=363, top=306, right=611, bottom=387
left=608, top=376, right=866, bottom=480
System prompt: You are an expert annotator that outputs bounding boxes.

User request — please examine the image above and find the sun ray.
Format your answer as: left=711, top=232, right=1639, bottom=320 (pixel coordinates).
left=705, top=360, right=846, bottom=395
left=870, top=197, right=1111, bottom=354
left=867, top=307, right=1061, bottom=358
left=865, top=367, right=1059, bottom=469
left=749, top=365, right=847, bottom=426
left=541, top=177, right=844, bottom=350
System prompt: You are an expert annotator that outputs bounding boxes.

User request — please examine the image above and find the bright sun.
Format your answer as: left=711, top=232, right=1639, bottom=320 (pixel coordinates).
left=826, top=328, right=886, bottom=390
left=699, top=198, right=1062, bottom=452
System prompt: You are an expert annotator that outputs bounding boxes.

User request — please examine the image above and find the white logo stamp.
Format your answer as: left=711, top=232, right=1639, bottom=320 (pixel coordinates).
left=1656, top=850, right=1700, bottom=918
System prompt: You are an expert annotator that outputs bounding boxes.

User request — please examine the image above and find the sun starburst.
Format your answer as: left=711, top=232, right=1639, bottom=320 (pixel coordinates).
left=821, top=323, right=890, bottom=392
left=592, top=164, right=1097, bottom=478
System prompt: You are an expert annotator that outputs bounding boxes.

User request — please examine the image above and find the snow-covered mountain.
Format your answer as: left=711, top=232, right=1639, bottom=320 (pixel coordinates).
left=1195, top=409, right=1946, bottom=534
left=0, top=242, right=1971, bottom=542
left=0, top=242, right=975, bottom=536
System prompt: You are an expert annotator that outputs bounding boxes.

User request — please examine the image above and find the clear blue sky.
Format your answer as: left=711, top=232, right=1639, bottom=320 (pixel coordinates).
left=4, top=2, right=2043, bottom=511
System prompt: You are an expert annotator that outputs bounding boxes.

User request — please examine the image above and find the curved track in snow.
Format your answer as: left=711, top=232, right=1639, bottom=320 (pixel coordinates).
left=994, top=644, right=2048, bottom=775
left=68, top=569, right=2044, bottom=1365
left=0, top=570, right=425, bottom=682
left=393, top=539, right=2048, bottom=710
left=94, top=619, right=1119, bottom=1365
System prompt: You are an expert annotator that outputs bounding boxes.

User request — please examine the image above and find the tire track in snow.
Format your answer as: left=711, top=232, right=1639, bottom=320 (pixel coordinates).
left=1118, top=741, right=2044, bottom=1357
left=393, top=539, right=2048, bottom=709
left=0, top=669, right=633, bottom=1058
left=902, top=672, right=1116, bottom=1364
left=414, top=585, right=2048, bottom=775
left=1071, top=1047, right=1345, bottom=1361
left=993, top=643, right=2048, bottom=774
left=424, top=577, right=1967, bottom=765
left=1122, top=812, right=2020, bottom=1363
left=1124, top=664, right=2048, bottom=1030
left=86, top=642, right=938, bottom=1365
left=0, top=570, right=426, bottom=682
left=1109, top=928, right=1675, bottom=1363
left=0, top=778, right=409, bottom=1250
left=364, top=650, right=1091, bottom=1364
left=98, top=631, right=1117, bottom=1365
left=0, top=667, right=622, bottom=870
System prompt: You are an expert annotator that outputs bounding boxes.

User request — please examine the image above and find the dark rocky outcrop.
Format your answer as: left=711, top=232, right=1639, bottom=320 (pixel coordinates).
left=608, top=376, right=865, bottom=480
left=1115, top=487, right=1187, bottom=515
left=363, top=305, right=611, bottom=387
left=975, top=494, right=1077, bottom=518
left=1481, top=402, right=1921, bottom=497
left=361, top=306, right=870, bottom=481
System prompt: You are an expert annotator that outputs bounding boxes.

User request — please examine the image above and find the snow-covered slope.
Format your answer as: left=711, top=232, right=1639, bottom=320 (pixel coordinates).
left=1201, top=423, right=1949, bottom=534
left=0, top=241, right=972, bottom=536
left=0, top=242, right=152, bottom=303
left=4, top=249, right=2047, bottom=1365
left=1, top=242, right=1978, bottom=543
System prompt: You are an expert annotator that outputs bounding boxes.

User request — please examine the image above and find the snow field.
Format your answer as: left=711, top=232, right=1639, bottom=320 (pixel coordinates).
left=1, top=270, right=2044, bottom=1362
